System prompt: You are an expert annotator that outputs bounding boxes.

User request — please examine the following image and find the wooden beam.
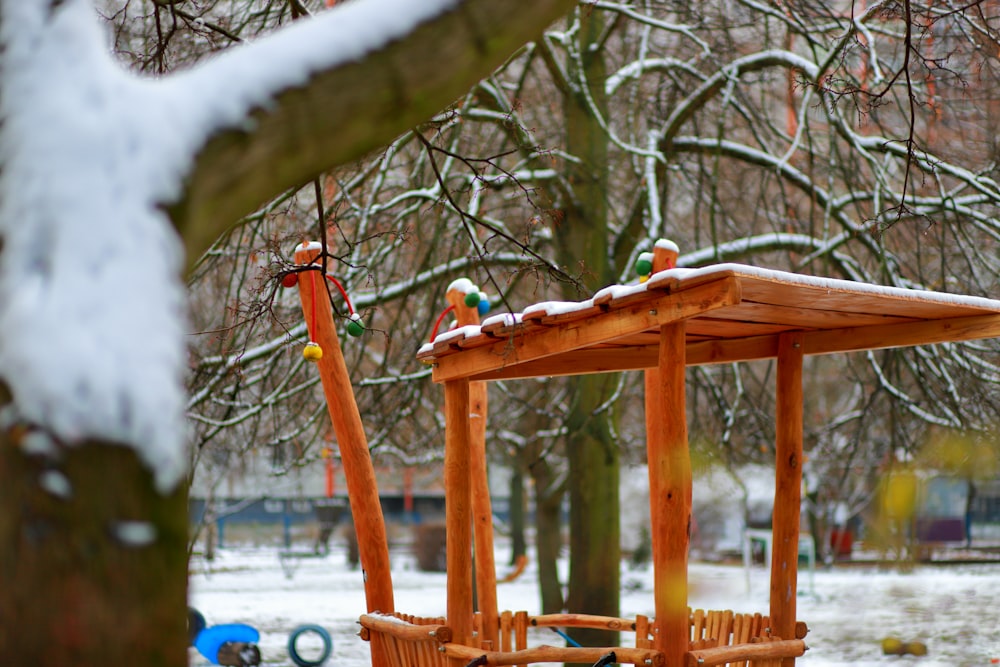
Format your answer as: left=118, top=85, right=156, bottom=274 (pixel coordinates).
left=647, top=322, right=691, bottom=665
left=803, top=312, right=1000, bottom=356
left=431, top=277, right=741, bottom=382
left=770, top=332, right=804, bottom=661
left=294, top=245, right=394, bottom=625
left=446, top=287, right=498, bottom=650
left=444, top=379, right=474, bottom=651
left=464, top=346, right=659, bottom=381
left=686, top=313, right=1000, bottom=366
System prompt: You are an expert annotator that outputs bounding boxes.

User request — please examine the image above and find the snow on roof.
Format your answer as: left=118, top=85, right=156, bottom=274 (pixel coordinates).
left=649, top=263, right=1000, bottom=310
left=416, top=261, right=1000, bottom=380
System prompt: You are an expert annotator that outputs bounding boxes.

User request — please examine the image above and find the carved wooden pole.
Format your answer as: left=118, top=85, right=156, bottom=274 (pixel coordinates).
left=294, top=243, right=394, bottom=624
left=445, top=283, right=498, bottom=649
left=644, top=240, right=689, bottom=665
left=444, top=378, right=474, bottom=654
left=771, top=331, right=804, bottom=663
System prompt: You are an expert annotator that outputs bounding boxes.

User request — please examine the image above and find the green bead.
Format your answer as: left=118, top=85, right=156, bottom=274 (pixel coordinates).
left=347, top=319, right=364, bottom=337
left=464, top=291, right=481, bottom=308
left=635, top=258, right=653, bottom=276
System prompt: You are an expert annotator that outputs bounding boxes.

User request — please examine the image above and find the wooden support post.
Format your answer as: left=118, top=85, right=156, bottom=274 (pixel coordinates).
left=294, top=244, right=394, bottom=622
left=445, top=378, right=474, bottom=651
left=446, top=287, right=498, bottom=649
left=770, top=332, right=804, bottom=663
left=646, top=321, right=691, bottom=666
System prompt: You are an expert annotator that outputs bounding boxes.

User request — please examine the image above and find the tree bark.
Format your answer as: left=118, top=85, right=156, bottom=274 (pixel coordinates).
left=508, top=464, right=527, bottom=565
left=557, top=7, right=621, bottom=651
left=532, top=458, right=566, bottom=614
left=0, top=435, right=188, bottom=666
left=170, top=0, right=578, bottom=267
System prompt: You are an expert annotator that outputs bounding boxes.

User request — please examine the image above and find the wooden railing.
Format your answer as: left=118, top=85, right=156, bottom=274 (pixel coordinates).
left=359, top=608, right=806, bottom=667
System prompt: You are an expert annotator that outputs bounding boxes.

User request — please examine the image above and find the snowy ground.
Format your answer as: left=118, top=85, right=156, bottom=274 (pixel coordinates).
left=190, top=542, right=1000, bottom=667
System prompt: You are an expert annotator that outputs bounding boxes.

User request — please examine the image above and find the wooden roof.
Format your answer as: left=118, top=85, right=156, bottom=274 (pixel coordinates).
left=417, top=263, right=1000, bottom=383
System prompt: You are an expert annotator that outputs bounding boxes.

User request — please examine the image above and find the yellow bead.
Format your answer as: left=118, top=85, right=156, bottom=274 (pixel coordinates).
left=303, top=341, right=323, bottom=361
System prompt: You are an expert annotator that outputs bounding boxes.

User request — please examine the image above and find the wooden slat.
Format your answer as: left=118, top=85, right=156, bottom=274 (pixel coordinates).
left=700, top=300, right=915, bottom=331
left=431, top=277, right=741, bottom=382
left=500, top=611, right=512, bottom=653
left=635, top=615, right=651, bottom=649
left=684, top=317, right=793, bottom=339
left=685, top=640, right=806, bottom=667
left=522, top=302, right=603, bottom=325
left=442, top=643, right=665, bottom=667
left=802, top=312, right=1000, bottom=356
left=528, top=613, right=638, bottom=631
left=645, top=267, right=740, bottom=294
left=513, top=611, right=528, bottom=667
left=738, top=275, right=998, bottom=319
left=359, top=614, right=452, bottom=643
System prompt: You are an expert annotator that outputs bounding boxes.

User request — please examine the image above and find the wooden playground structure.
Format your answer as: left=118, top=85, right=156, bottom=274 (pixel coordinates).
left=293, top=239, right=1000, bottom=667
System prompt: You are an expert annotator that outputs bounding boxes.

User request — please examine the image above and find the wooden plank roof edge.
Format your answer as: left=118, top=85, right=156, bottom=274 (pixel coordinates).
left=459, top=312, right=1000, bottom=381
left=673, top=263, right=1000, bottom=312
left=429, top=276, right=743, bottom=382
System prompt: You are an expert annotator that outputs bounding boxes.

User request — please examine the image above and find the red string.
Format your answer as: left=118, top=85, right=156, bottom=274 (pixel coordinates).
left=429, top=304, right=456, bottom=343
left=325, top=274, right=356, bottom=315
left=308, top=269, right=318, bottom=341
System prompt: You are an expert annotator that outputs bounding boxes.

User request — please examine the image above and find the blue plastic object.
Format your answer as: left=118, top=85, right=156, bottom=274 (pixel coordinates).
left=194, top=623, right=261, bottom=664
left=288, top=624, right=333, bottom=667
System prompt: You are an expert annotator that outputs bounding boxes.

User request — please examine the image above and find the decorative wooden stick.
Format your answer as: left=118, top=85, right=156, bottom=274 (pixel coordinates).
left=294, top=243, right=394, bottom=640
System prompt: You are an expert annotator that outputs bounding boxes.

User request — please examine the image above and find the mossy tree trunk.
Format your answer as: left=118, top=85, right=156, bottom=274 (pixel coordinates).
left=531, top=455, right=567, bottom=614
left=0, top=434, right=188, bottom=665
left=508, top=465, right=528, bottom=565
left=557, top=7, right=621, bottom=650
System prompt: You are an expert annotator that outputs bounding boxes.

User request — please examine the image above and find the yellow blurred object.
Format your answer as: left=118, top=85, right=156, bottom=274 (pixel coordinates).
left=881, top=637, right=905, bottom=655
left=882, top=470, right=919, bottom=519
left=303, top=341, right=323, bottom=362
left=904, top=641, right=928, bottom=656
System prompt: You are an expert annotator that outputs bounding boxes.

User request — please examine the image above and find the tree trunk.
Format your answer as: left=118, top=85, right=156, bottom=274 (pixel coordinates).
left=532, top=459, right=566, bottom=614
left=509, top=464, right=528, bottom=565
left=0, top=435, right=188, bottom=666
left=564, top=374, right=621, bottom=649
left=557, top=7, right=621, bottom=650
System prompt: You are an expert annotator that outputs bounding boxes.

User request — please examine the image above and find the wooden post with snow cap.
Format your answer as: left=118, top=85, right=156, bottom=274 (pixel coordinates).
left=642, top=239, right=691, bottom=666
left=445, top=278, right=498, bottom=650
left=293, top=243, right=394, bottom=624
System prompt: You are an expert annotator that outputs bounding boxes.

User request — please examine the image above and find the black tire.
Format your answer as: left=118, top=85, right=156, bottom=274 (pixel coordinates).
left=188, top=607, right=207, bottom=645
left=287, top=624, right=333, bottom=667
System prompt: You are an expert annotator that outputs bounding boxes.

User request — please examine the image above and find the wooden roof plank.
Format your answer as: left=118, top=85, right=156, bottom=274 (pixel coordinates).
left=686, top=312, right=1000, bottom=366
left=430, top=276, right=742, bottom=382
left=738, top=276, right=997, bottom=319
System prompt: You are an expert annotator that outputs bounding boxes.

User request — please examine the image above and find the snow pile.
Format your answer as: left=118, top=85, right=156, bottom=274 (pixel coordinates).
left=0, top=0, right=462, bottom=491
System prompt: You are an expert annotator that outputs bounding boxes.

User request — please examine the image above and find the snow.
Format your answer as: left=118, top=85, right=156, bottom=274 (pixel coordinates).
left=0, top=0, right=463, bottom=493
left=644, top=264, right=1000, bottom=310
left=190, top=542, right=1000, bottom=667
left=0, top=1, right=188, bottom=491
left=481, top=312, right=523, bottom=328
left=448, top=278, right=480, bottom=296
left=522, top=298, right=596, bottom=318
